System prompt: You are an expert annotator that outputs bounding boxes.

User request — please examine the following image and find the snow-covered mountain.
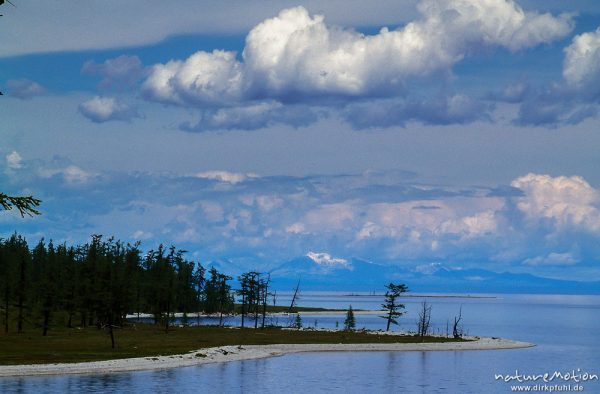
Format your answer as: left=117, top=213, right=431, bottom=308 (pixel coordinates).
left=270, top=252, right=406, bottom=291
left=268, top=254, right=600, bottom=294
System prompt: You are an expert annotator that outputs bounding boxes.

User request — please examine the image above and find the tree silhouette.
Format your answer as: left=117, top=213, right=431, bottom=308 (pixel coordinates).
left=344, top=305, right=356, bottom=330
left=380, top=283, right=408, bottom=331
left=0, top=193, right=41, bottom=217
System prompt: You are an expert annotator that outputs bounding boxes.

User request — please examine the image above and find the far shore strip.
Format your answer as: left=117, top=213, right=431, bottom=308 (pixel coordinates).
left=0, top=337, right=534, bottom=377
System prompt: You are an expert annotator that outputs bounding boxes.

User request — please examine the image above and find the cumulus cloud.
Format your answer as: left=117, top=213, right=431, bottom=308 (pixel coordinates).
left=343, top=95, right=491, bottom=128
left=436, top=211, right=498, bottom=239
left=292, top=202, right=357, bottom=233
left=563, top=27, right=600, bottom=100
left=180, top=102, right=320, bottom=132
left=140, top=2, right=571, bottom=129
left=353, top=199, right=502, bottom=244
left=4, top=167, right=600, bottom=276
left=7, top=79, right=46, bottom=99
left=82, top=55, right=145, bottom=89
left=563, top=29, right=600, bottom=86
left=142, top=50, right=243, bottom=106
left=144, top=3, right=571, bottom=104
left=515, top=27, right=600, bottom=126
left=78, top=96, right=140, bottom=123
left=511, top=173, right=600, bottom=232
left=194, top=170, right=258, bottom=184
left=5, top=151, right=23, bottom=170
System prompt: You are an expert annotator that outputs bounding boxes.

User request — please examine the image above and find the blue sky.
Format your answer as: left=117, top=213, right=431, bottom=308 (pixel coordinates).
left=1, top=0, right=600, bottom=283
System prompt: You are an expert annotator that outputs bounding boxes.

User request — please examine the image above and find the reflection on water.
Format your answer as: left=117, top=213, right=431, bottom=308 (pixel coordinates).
left=1, top=294, right=599, bottom=394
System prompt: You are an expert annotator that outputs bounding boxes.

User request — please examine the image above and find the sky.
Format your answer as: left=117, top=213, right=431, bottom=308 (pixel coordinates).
left=1, top=0, right=600, bottom=283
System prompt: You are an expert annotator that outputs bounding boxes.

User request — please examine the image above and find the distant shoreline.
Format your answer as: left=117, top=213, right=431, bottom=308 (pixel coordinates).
left=342, top=294, right=498, bottom=299
left=0, top=337, right=534, bottom=378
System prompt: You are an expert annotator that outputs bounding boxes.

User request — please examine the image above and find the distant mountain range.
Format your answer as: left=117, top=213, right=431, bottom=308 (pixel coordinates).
left=262, top=254, right=600, bottom=295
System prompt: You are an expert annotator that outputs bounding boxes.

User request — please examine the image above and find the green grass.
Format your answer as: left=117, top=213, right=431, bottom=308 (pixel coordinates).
left=0, top=324, right=464, bottom=365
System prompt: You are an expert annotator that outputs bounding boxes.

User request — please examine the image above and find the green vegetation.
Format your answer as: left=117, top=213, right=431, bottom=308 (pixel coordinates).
left=0, top=234, right=231, bottom=343
left=0, top=325, right=464, bottom=365
left=0, top=232, right=421, bottom=366
left=0, top=192, right=41, bottom=217
left=344, top=306, right=356, bottom=330
left=381, top=283, right=409, bottom=331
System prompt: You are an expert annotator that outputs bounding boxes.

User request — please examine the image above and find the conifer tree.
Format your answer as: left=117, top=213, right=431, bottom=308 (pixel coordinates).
left=380, top=283, right=408, bottom=331
left=344, top=305, right=356, bottom=330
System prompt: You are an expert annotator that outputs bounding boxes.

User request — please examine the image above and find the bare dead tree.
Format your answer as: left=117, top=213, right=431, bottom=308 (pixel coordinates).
left=452, top=306, right=463, bottom=339
left=288, top=280, right=300, bottom=313
left=417, top=301, right=432, bottom=339
left=260, top=274, right=270, bottom=328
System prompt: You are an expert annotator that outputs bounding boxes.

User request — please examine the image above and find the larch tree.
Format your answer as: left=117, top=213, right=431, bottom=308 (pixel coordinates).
left=344, top=305, right=356, bottom=331
left=380, top=283, right=409, bottom=331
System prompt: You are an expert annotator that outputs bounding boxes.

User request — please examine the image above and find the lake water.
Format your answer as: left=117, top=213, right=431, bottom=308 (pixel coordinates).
left=1, top=293, right=599, bottom=393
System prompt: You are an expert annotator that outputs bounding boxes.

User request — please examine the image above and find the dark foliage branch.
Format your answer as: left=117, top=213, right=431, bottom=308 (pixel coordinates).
left=0, top=193, right=42, bottom=217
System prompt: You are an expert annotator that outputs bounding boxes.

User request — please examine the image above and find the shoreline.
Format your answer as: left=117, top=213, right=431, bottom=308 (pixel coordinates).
left=0, top=337, right=534, bottom=378
left=126, top=310, right=384, bottom=318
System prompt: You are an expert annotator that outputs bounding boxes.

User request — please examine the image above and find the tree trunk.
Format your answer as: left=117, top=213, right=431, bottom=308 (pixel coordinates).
left=254, top=304, right=259, bottom=329
left=386, top=306, right=393, bottom=331
left=17, top=257, right=25, bottom=333
left=165, top=300, right=171, bottom=334
left=4, top=295, right=9, bottom=334
left=240, top=294, right=246, bottom=328
left=109, top=325, right=115, bottom=349
left=42, top=310, right=50, bottom=336
left=108, top=313, right=115, bottom=349
left=218, top=299, right=224, bottom=326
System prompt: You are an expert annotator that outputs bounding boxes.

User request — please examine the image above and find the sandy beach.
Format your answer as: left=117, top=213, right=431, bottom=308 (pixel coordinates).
left=0, top=337, right=534, bottom=378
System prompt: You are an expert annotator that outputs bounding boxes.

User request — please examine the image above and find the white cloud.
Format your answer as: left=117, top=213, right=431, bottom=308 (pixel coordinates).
left=180, top=102, right=320, bottom=132
left=240, top=194, right=284, bottom=212
left=523, top=252, right=578, bottom=266
left=344, top=94, right=490, bottom=128
left=82, top=55, right=145, bottom=89
left=563, top=27, right=600, bottom=97
left=511, top=173, right=600, bottom=232
left=5, top=151, right=22, bottom=169
left=355, top=199, right=502, bottom=241
left=142, top=50, right=244, bottom=106
left=306, top=251, right=349, bottom=267
left=437, top=210, right=498, bottom=239
left=285, top=223, right=307, bottom=234
left=6, top=166, right=600, bottom=275
left=39, top=165, right=95, bottom=184
left=7, top=79, right=46, bottom=99
left=194, top=170, right=258, bottom=184
left=0, top=1, right=424, bottom=58
left=132, top=230, right=153, bottom=240
left=78, top=96, right=140, bottom=123
left=143, top=2, right=572, bottom=106
left=297, top=202, right=357, bottom=232
left=198, top=201, right=225, bottom=222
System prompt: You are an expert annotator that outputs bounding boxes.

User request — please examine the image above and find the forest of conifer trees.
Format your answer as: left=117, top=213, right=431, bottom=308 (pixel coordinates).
left=0, top=233, right=251, bottom=341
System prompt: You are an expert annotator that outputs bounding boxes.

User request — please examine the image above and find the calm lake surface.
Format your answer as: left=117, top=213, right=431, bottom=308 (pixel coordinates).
left=2, top=293, right=599, bottom=393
